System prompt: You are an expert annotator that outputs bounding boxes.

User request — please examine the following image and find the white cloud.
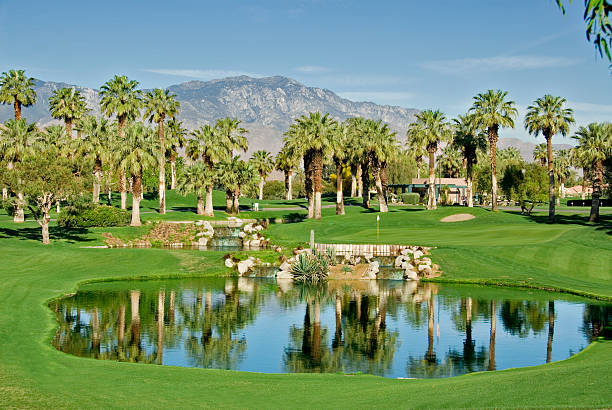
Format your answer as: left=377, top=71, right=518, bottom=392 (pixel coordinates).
left=142, top=68, right=263, bottom=80
left=295, top=65, right=331, bottom=73
left=422, top=55, right=580, bottom=75
left=337, top=91, right=415, bottom=104
left=567, top=101, right=612, bottom=114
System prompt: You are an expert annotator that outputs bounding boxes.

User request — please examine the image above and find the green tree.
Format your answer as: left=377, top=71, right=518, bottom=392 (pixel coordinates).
left=525, top=95, right=574, bottom=222
left=533, top=143, right=548, bottom=166
left=143, top=88, right=180, bottom=214
left=554, top=149, right=572, bottom=203
left=217, top=156, right=257, bottom=214
left=99, top=75, right=143, bottom=210
left=572, top=122, right=612, bottom=222
left=176, top=162, right=216, bottom=215
left=49, top=88, right=88, bottom=138
left=330, top=122, right=350, bottom=215
left=249, top=150, right=275, bottom=201
left=76, top=116, right=115, bottom=203
left=116, top=122, right=157, bottom=226
left=0, top=119, right=40, bottom=222
left=165, top=120, right=187, bottom=190
left=452, top=114, right=487, bottom=207
left=275, top=145, right=300, bottom=200
left=439, top=145, right=463, bottom=178
left=0, top=69, right=37, bottom=120
left=407, top=109, right=451, bottom=210
left=470, top=90, right=518, bottom=211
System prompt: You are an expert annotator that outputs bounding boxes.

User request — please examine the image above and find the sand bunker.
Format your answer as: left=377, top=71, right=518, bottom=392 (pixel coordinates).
left=440, top=213, right=476, bottom=223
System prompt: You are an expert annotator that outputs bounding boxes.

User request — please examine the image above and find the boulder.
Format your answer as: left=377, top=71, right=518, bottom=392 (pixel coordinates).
left=276, top=270, right=293, bottom=279
left=395, top=255, right=411, bottom=268
left=238, top=231, right=246, bottom=239
left=413, top=250, right=424, bottom=259
left=400, top=261, right=412, bottom=270
left=237, top=261, right=250, bottom=275
left=418, top=265, right=433, bottom=276
left=243, top=223, right=253, bottom=233
left=275, top=246, right=283, bottom=253
left=224, top=258, right=234, bottom=268
left=250, top=239, right=261, bottom=247
left=198, top=237, right=208, bottom=246
left=364, top=252, right=373, bottom=262
left=400, top=248, right=413, bottom=256
left=405, top=270, right=419, bottom=281
left=420, top=258, right=432, bottom=265
left=279, top=261, right=291, bottom=272
left=363, top=261, right=379, bottom=280
left=255, top=225, right=264, bottom=232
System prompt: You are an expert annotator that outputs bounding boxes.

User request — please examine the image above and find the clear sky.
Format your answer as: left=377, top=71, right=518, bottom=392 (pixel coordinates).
left=1, top=0, right=610, bottom=141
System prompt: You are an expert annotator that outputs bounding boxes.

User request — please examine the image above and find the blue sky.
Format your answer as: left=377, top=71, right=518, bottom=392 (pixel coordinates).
left=1, top=0, right=611, bottom=141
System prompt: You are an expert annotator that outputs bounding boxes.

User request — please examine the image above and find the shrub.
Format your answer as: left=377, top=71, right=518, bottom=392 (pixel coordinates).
left=58, top=204, right=130, bottom=228
left=400, top=192, right=420, bottom=205
left=262, top=180, right=286, bottom=200
left=291, top=249, right=334, bottom=283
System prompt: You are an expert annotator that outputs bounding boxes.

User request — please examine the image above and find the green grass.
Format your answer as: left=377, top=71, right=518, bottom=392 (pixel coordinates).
left=1, top=195, right=612, bottom=408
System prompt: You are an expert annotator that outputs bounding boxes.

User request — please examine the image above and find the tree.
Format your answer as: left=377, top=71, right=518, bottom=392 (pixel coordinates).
left=116, top=122, right=157, bottom=226
left=330, top=122, right=350, bottom=215
left=217, top=156, right=256, bottom=214
left=2, top=147, right=85, bottom=244
left=176, top=162, right=217, bottom=215
left=554, top=149, right=572, bottom=203
left=0, top=119, right=40, bottom=222
left=215, top=118, right=249, bottom=209
left=99, top=75, right=142, bottom=210
left=143, top=88, right=180, bottom=214
left=49, top=87, right=88, bottom=138
left=407, top=110, right=451, bottom=210
left=439, top=145, right=463, bottom=178
left=166, top=120, right=187, bottom=190
left=497, top=146, right=523, bottom=166
left=452, top=114, right=487, bottom=207
left=572, top=122, right=612, bottom=222
left=0, top=69, right=36, bottom=120
left=470, top=90, right=518, bottom=211
left=284, top=122, right=313, bottom=214
left=76, top=116, right=115, bottom=203
left=250, top=150, right=274, bottom=201
left=275, top=145, right=300, bottom=200
left=525, top=95, right=574, bottom=222
left=533, top=143, right=548, bottom=166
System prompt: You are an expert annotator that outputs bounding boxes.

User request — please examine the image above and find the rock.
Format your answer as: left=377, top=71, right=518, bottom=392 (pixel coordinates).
left=197, top=237, right=208, bottom=246
left=395, top=255, right=411, bottom=268
left=405, top=270, right=419, bottom=281
left=255, top=225, right=264, bottom=232
left=363, top=261, right=379, bottom=280
left=418, top=265, right=433, bottom=276
left=275, top=246, right=282, bottom=253
left=364, top=252, right=373, bottom=262
left=276, top=270, right=293, bottom=279
left=413, top=250, right=424, bottom=259
left=237, top=261, right=250, bottom=275
left=401, top=261, right=412, bottom=270
left=250, top=239, right=261, bottom=247
left=238, top=231, right=246, bottom=238
left=420, top=258, right=432, bottom=265
left=244, top=223, right=253, bottom=233
left=279, top=261, right=291, bottom=271
left=224, top=258, right=234, bottom=268
left=400, top=248, right=413, bottom=256
left=243, top=240, right=250, bottom=247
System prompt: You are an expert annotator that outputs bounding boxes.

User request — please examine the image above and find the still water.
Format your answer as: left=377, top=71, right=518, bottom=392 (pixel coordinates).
left=50, top=278, right=610, bottom=378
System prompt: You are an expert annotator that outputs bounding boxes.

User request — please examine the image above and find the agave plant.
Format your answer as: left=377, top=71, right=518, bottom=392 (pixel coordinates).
left=291, top=249, right=334, bottom=283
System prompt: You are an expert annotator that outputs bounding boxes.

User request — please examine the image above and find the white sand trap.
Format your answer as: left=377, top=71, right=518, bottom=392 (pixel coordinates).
left=440, top=213, right=476, bottom=223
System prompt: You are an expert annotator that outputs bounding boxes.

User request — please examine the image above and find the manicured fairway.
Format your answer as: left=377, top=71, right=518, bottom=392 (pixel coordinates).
left=1, top=195, right=611, bottom=408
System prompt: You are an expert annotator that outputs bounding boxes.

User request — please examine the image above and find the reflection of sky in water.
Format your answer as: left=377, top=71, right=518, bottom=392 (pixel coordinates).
left=52, top=279, right=604, bottom=379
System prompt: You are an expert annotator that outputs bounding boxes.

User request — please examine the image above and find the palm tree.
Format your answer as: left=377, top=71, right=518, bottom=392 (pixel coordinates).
left=215, top=118, right=248, bottom=156
left=497, top=147, right=523, bottom=166
left=99, top=75, right=142, bottom=210
left=470, top=90, right=518, bottom=211
left=0, top=69, right=37, bottom=120
left=346, top=117, right=372, bottom=208
left=525, top=95, right=575, bottom=222
left=452, top=114, right=487, bottom=207
left=407, top=109, right=451, bottom=210
left=0, top=119, right=39, bottom=222
left=76, top=116, right=115, bottom=203
left=165, top=120, right=187, bottom=190
left=116, top=122, right=157, bottom=226
left=49, top=87, right=88, bottom=138
left=187, top=124, right=229, bottom=217
left=331, top=122, right=350, bottom=215
left=533, top=143, right=548, bottom=166
left=284, top=122, right=313, bottom=214
left=176, top=162, right=216, bottom=215
left=275, top=145, right=300, bottom=200
left=250, top=150, right=275, bottom=201
left=408, top=143, right=428, bottom=180
left=217, top=156, right=256, bottom=214
left=572, top=122, right=612, bottom=222
left=570, top=146, right=590, bottom=200
left=143, top=88, right=180, bottom=214
left=439, top=145, right=463, bottom=178
left=554, top=149, right=571, bottom=204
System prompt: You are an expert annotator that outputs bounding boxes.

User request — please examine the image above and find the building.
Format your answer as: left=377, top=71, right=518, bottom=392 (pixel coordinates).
left=389, top=178, right=469, bottom=205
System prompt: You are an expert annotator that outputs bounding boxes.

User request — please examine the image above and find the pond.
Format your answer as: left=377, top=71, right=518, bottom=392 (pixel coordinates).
left=49, top=278, right=611, bottom=378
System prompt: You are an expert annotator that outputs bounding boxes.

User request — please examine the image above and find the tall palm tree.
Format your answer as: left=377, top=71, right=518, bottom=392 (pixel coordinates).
left=452, top=114, right=487, bottom=207
left=330, top=122, right=350, bottom=215
left=346, top=117, right=371, bottom=208
left=187, top=124, right=229, bottom=217
left=0, top=119, right=39, bottom=222
left=470, top=90, right=518, bottom=211
left=215, top=118, right=248, bottom=156
left=408, top=143, right=428, bottom=180
left=143, top=88, right=180, bottom=214
left=439, top=145, right=463, bottom=178
left=176, top=162, right=216, bottom=215
left=165, top=120, right=187, bottom=190
left=49, top=87, right=88, bottom=138
left=497, top=147, right=523, bottom=166
left=116, top=122, right=157, bottom=226
left=250, top=150, right=274, bottom=201
left=275, top=145, right=300, bottom=200
left=533, top=143, right=548, bottom=166
left=99, top=75, right=142, bottom=210
left=284, top=122, right=313, bottom=214
left=76, top=116, right=115, bottom=203
left=570, top=146, right=590, bottom=200
left=217, top=156, right=256, bottom=214
left=0, top=69, right=37, bottom=120
left=554, top=149, right=571, bottom=204
left=572, top=122, right=612, bottom=222
left=407, top=109, right=451, bottom=210
left=525, top=95, right=575, bottom=222
left=362, top=119, right=398, bottom=213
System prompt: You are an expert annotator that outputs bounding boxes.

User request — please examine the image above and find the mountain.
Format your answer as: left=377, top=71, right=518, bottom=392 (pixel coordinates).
left=0, top=76, right=419, bottom=154
left=497, top=137, right=573, bottom=162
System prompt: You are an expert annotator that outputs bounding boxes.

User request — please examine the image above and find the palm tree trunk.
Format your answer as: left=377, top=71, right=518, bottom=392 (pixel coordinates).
left=225, top=190, right=233, bottom=214
left=169, top=291, right=176, bottom=324
left=118, top=304, right=125, bottom=346
left=118, top=116, right=128, bottom=210
left=39, top=209, right=51, bottom=245
left=93, top=158, right=102, bottom=204
left=170, top=155, right=177, bottom=190
left=130, top=290, right=141, bottom=348
left=312, top=150, right=323, bottom=219
left=357, top=165, right=363, bottom=199
left=304, top=153, right=314, bottom=218
left=560, top=179, right=565, bottom=199
left=581, top=168, right=587, bottom=200
left=335, top=160, right=345, bottom=215
left=2, top=188, right=7, bottom=200
left=14, top=192, right=25, bottom=223
left=374, top=161, right=388, bottom=212
left=233, top=188, right=240, bottom=214
left=427, top=149, right=436, bottom=210
left=488, top=300, right=496, bottom=371
left=350, top=165, right=357, bottom=197
left=14, top=101, right=21, bottom=120
left=333, top=292, right=342, bottom=348
left=285, top=170, right=293, bottom=200
left=158, top=119, right=166, bottom=215
left=313, top=302, right=321, bottom=367
left=488, top=126, right=499, bottom=211
left=65, top=118, right=73, bottom=139
left=204, top=185, right=214, bottom=217
left=416, top=157, right=422, bottom=179
left=157, top=290, right=165, bottom=365
left=258, top=176, right=264, bottom=201
left=546, top=301, right=555, bottom=363
left=467, top=158, right=474, bottom=208
left=361, top=161, right=370, bottom=208
left=589, top=160, right=603, bottom=222
left=196, top=195, right=205, bottom=215
left=426, top=296, right=435, bottom=362
left=91, top=308, right=100, bottom=355
left=130, top=174, right=142, bottom=226
left=546, top=135, right=555, bottom=222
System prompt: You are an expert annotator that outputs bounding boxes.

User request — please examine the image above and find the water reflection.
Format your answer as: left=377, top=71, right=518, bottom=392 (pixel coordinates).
left=50, top=278, right=610, bottom=378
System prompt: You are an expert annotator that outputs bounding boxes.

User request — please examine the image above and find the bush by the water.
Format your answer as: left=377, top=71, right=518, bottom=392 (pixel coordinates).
left=400, top=192, right=420, bottom=205
left=58, top=204, right=130, bottom=228
left=291, top=249, right=334, bottom=283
